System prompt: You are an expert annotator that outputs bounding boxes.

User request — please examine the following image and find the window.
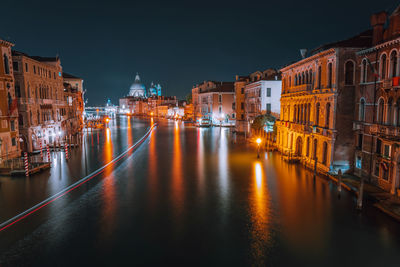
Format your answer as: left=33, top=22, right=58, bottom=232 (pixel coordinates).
left=219, top=106, right=222, bottom=113
left=315, top=102, right=320, bottom=126
left=11, top=137, right=16, bottom=146
left=25, top=63, right=28, bottom=72
left=376, top=138, right=382, bottom=154
left=258, top=90, right=261, bottom=97
left=383, top=165, right=389, bottom=180
left=387, top=98, right=394, bottom=125
left=266, top=103, right=271, bottom=113
left=241, top=88, right=244, bottom=94
left=377, top=98, right=384, bottom=123
left=10, top=120, right=15, bottom=131
left=380, top=54, right=387, bottom=79
left=362, top=59, right=368, bottom=83
left=13, top=61, right=19, bottom=72
left=241, top=102, right=244, bottom=110
left=19, top=114, right=23, bottom=126
left=241, top=114, right=244, bottom=120
left=33, top=66, right=36, bottom=74
left=383, top=144, right=391, bottom=158
left=327, top=63, right=333, bottom=88
left=317, top=66, right=322, bottom=88
left=357, top=133, right=363, bottom=150
left=313, top=139, right=318, bottom=160
left=390, top=50, right=398, bottom=78
left=267, top=88, right=271, bottom=97
left=15, top=82, right=21, bottom=97
left=218, top=94, right=222, bottom=103
left=345, top=61, right=354, bottom=85
left=322, top=142, right=328, bottom=165
left=374, top=161, right=380, bottom=176
left=306, top=137, right=310, bottom=157
left=356, top=156, right=362, bottom=169
left=232, top=113, right=235, bottom=119
left=325, top=103, right=330, bottom=128
left=359, top=98, right=365, bottom=121
left=3, top=54, right=9, bottom=74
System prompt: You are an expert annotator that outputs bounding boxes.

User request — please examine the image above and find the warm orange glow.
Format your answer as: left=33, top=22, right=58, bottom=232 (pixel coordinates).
left=256, top=138, right=262, bottom=145
left=150, top=112, right=154, bottom=116
left=105, top=117, right=110, bottom=123
left=172, top=120, right=183, bottom=216
left=102, top=127, right=116, bottom=234
left=249, top=161, right=271, bottom=263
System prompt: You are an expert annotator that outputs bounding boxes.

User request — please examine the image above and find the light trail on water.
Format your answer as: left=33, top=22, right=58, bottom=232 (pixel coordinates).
left=0, top=124, right=157, bottom=233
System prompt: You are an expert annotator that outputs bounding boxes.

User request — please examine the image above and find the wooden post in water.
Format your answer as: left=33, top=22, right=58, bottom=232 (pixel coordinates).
left=357, top=176, right=364, bottom=210
left=337, top=169, right=342, bottom=196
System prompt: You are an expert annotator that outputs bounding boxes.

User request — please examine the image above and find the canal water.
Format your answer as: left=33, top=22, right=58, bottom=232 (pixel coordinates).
left=0, top=116, right=399, bottom=266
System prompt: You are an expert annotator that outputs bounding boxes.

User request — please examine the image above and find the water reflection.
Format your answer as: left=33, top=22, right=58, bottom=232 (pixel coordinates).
left=101, top=127, right=116, bottom=234
left=249, top=161, right=271, bottom=264
left=172, top=121, right=183, bottom=216
left=196, top=128, right=205, bottom=192
left=218, top=128, right=229, bottom=215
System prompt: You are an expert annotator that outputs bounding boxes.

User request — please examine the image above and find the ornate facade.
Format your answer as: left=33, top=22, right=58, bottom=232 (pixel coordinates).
left=276, top=31, right=372, bottom=173
left=0, top=39, right=19, bottom=160
left=354, top=7, right=400, bottom=194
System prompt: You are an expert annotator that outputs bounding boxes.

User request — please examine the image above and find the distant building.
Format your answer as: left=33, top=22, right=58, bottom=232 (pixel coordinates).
left=192, top=81, right=235, bottom=125
left=0, top=39, right=19, bottom=160
left=129, top=73, right=146, bottom=97
left=234, top=75, right=249, bottom=132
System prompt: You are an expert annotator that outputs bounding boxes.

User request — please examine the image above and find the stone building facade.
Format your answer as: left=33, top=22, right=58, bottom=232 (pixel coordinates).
left=244, top=69, right=281, bottom=122
left=12, top=51, right=65, bottom=152
left=353, top=7, right=400, bottom=194
left=192, top=81, right=235, bottom=125
left=0, top=39, right=19, bottom=160
left=276, top=31, right=372, bottom=173
left=233, top=75, right=249, bottom=132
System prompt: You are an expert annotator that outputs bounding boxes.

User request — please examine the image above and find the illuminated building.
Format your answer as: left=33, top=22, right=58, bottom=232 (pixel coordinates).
left=129, top=73, right=146, bottom=97
left=353, top=6, right=400, bottom=194
left=191, top=81, right=235, bottom=125
left=276, top=30, right=372, bottom=174
left=244, top=69, right=281, bottom=123
left=234, top=75, right=249, bottom=132
left=12, top=51, right=65, bottom=152
left=0, top=39, right=19, bottom=160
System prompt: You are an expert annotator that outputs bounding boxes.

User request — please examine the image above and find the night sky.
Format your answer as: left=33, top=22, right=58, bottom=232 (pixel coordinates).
left=0, top=0, right=398, bottom=105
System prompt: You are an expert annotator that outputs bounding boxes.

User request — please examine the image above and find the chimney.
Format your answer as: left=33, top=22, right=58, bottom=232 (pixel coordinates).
left=371, top=11, right=387, bottom=45
left=300, top=49, right=307, bottom=59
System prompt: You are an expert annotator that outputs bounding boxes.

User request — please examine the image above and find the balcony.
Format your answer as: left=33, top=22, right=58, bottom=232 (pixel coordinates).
left=286, top=84, right=312, bottom=94
left=353, top=121, right=364, bottom=131
left=381, top=77, right=400, bottom=90
left=369, top=124, right=400, bottom=137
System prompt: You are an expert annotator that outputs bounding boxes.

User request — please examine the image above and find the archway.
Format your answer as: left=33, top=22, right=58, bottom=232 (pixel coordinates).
left=295, top=136, right=303, bottom=157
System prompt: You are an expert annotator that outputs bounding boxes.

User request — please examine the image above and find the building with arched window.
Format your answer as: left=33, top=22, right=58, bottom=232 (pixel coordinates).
left=354, top=5, right=400, bottom=194
left=0, top=39, right=19, bottom=160
left=276, top=29, right=372, bottom=174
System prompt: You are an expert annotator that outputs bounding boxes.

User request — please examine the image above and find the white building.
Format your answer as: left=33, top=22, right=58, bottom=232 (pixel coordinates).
left=244, top=78, right=281, bottom=122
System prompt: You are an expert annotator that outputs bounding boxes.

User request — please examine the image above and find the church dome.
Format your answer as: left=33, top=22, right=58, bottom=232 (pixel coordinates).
left=129, top=73, right=146, bottom=97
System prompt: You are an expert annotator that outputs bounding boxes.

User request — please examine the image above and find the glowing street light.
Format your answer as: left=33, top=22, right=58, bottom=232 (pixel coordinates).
left=256, top=138, right=261, bottom=158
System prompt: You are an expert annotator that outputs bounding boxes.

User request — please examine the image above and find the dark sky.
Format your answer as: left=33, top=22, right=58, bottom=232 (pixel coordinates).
left=0, top=0, right=398, bottom=105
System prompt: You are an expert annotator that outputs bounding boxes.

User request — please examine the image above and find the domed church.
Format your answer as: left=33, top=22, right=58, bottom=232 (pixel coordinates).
left=129, top=73, right=146, bottom=97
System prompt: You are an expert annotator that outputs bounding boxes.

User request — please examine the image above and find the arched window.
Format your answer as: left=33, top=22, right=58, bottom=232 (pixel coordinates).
left=390, top=50, right=398, bottom=78
left=294, top=75, right=297, bottom=86
left=322, top=142, right=328, bottom=165
left=318, top=66, right=322, bottom=88
left=299, top=73, right=302, bottom=85
left=309, top=70, right=313, bottom=86
left=387, top=97, right=394, bottom=125
left=327, top=63, right=333, bottom=88
left=3, top=54, right=9, bottom=74
left=362, top=59, right=368, bottom=83
left=325, top=103, right=331, bottom=128
left=377, top=98, right=385, bottom=124
left=359, top=98, right=365, bottom=121
left=313, top=139, right=318, bottom=160
left=308, top=103, right=311, bottom=124
left=345, top=61, right=354, bottom=85
left=19, top=114, right=23, bottom=126
left=306, top=137, right=310, bottom=157
left=315, top=102, right=320, bottom=126
left=289, top=76, right=291, bottom=87
left=305, top=71, right=309, bottom=84
left=396, top=99, right=400, bottom=126
left=380, top=54, right=387, bottom=80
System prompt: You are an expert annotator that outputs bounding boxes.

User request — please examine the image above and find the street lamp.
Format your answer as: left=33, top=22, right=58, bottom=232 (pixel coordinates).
left=256, top=138, right=261, bottom=158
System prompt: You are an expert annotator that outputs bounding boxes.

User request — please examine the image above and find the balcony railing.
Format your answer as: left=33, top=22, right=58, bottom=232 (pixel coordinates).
left=381, top=77, right=400, bottom=89
left=370, top=124, right=400, bottom=136
left=285, top=84, right=312, bottom=94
